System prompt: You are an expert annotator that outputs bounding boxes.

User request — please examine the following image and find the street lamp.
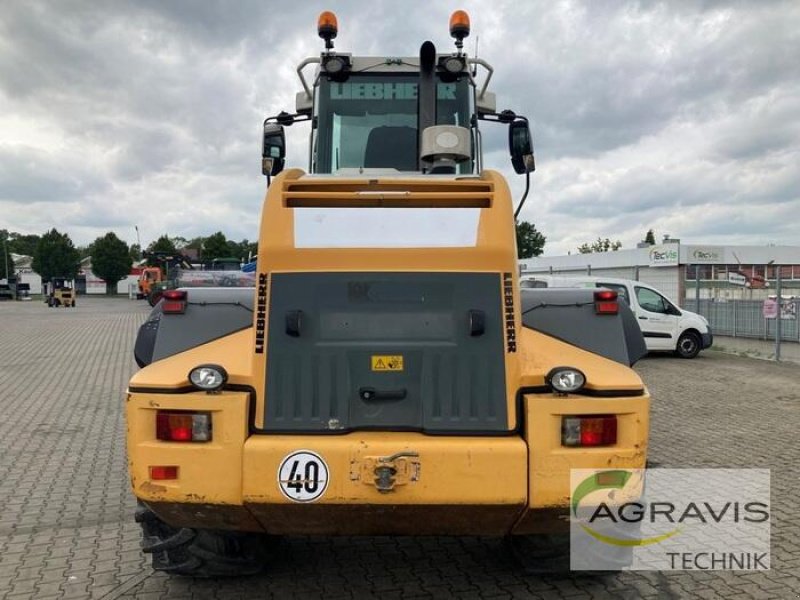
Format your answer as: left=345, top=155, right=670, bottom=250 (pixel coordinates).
left=2, top=238, right=9, bottom=282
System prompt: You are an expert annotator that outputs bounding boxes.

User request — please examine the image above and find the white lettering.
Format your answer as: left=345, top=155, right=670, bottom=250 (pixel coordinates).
left=329, top=82, right=458, bottom=101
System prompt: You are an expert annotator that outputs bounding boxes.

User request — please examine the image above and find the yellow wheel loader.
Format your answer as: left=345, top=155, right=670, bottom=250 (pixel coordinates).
left=127, top=11, right=650, bottom=576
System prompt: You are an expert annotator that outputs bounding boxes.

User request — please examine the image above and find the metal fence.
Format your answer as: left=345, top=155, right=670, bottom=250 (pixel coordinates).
left=684, top=298, right=800, bottom=342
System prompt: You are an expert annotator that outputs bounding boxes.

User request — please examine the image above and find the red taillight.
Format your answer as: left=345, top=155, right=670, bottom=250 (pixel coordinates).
left=562, top=415, right=617, bottom=447
left=156, top=411, right=211, bottom=442
left=594, top=289, right=618, bottom=314
left=162, top=289, right=187, bottom=314
left=150, top=466, right=179, bottom=480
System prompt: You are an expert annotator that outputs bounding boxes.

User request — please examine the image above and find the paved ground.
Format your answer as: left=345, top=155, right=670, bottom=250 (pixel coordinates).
left=0, top=297, right=798, bottom=599
left=712, top=335, right=800, bottom=364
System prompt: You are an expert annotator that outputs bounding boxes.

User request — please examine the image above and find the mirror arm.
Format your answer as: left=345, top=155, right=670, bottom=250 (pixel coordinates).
left=513, top=170, right=531, bottom=222
left=467, top=57, right=494, bottom=102
left=265, top=112, right=312, bottom=127
left=296, top=57, right=321, bottom=103
left=476, top=109, right=518, bottom=124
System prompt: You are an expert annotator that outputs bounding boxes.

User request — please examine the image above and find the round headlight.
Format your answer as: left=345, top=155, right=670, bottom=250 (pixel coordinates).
left=323, top=55, right=347, bottom=74
left=547, top=367, right=586, bottom=394
left=442, top=56, right=465, bottom=74
left=189, top=364, right=228, bottom=392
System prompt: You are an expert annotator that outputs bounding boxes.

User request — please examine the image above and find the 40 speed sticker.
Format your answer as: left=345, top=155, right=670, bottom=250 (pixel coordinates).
left=277, top=450, right=330, bottom=502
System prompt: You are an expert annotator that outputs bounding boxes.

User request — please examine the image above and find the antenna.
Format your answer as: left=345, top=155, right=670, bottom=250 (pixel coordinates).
left=473, top=35, right=479, bottom=76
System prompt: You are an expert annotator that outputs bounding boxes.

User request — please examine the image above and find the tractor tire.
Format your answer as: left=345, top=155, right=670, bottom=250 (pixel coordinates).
left=675, top=331, right=701, bottom=359
left=147, top=290, right=162, bottom=307
left=509, top=533, right=631, bottom=573
left=507, top=533, right=571, bottom=573
left=135, top=503, right=273, bottom=577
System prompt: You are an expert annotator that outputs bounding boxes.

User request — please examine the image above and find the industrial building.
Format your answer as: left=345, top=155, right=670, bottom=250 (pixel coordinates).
left=519, top=242, right=800, bottom=306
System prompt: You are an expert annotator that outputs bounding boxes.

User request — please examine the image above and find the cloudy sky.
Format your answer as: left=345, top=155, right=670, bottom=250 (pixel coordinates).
left=1, top=0, right=798, bottom=255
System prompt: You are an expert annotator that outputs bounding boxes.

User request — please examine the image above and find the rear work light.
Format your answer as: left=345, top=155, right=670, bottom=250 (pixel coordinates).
left=561, top=415, right=617, bottom=447
left=594, top=289, right=618, bottom=314
left=546, top=367, right=586, bottom=394
left=162, top=289, right=187, bottom=314
left=156, top=411, right=211, bottom=442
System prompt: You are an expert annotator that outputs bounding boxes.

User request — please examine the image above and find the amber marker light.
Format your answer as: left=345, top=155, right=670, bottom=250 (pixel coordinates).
left=318, top=11, right=338, bottom=44
left=449, top=10, right=471, bottom=42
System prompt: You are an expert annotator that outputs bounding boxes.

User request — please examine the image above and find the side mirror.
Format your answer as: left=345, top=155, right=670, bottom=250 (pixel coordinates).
left=509, top=119, right=535, bottom=175
left=262, top=123, right=286, bottom=177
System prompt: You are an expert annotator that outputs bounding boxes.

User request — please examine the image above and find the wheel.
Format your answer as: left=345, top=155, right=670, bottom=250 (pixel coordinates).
left=147, top=290, right=162, bottom=307
left=675, top=331, right=700, bottom=359
left=509, top=533, right=632, bottom=574
left=507, top=533, right=571, bottom=573
left=135, top=503, right=274, bottom=577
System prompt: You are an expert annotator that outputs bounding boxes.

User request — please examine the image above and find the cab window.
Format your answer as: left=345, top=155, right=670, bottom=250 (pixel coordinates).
left=520, top=279, right=548, bottom=289
left=314, top=75, right=472, bottom=173
left=635, top=286, right=669, bottom=314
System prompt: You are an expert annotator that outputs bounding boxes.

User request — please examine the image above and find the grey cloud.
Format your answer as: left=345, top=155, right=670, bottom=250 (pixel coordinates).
left=492, top=1, right=800, bottom=159
left=0, top=146, right=107, bottom=202
left=0, top=1, right=798, bottom=252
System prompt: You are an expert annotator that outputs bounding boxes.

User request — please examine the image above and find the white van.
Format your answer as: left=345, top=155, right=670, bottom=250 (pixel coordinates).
left=519, top=275, right=713, bottom=358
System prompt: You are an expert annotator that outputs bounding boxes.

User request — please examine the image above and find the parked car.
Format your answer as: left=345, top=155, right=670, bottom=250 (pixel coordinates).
left=520, top=275, right=713, bottom=358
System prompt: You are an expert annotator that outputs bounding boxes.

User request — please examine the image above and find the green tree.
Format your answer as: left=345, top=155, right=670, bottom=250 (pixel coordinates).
left=202, top=231, right=230, bottom=262
left=515, top=221, right=546, bottom=259
left=171, top=236, right=189, bottom=250
left=8, top=232, right=41, bottom=257
left=129, top=243, right=142, bottom=262
left=32, top=228, right=81, bottom=282
left=644, top=229, right=656, bottom=245
left=90, top=232, right=133, bottom=295
left=577, top=237, right=622, bottom=254
left=1, top=230, right=43, bottom=279
left=186, top=237, right=205, bottom=251
left=148, top=235, right=177, bottom=254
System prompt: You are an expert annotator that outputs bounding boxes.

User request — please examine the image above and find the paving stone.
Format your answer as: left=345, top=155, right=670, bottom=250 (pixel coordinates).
left=0, top=297, right=798, bottom=600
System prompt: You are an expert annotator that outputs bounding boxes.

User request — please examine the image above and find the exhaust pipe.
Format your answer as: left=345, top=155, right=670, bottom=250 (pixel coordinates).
left=418, top=41, right=436, bottom=171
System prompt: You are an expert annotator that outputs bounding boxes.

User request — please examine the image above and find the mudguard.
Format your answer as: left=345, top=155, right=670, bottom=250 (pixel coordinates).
left=520, top=288, right=647, bottom=366
left=134, top=287, right=254, bottom=367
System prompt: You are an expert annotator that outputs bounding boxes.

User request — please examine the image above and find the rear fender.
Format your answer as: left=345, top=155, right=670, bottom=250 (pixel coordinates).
left=134, top=287, right=254, bottom=367
left=520, top=288, right=647, bottom=365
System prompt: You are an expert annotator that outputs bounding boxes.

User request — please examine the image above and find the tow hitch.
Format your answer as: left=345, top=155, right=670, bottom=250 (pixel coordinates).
left=351, top=451, right=421, bottom=493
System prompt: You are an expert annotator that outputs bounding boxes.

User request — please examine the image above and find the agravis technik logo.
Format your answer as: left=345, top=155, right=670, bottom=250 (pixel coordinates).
left=570, top=469, right=771, bottom=571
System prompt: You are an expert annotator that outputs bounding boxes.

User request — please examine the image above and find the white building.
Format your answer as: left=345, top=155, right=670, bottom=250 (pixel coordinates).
left=519, top=243, right=800, bottom=306
left=3, top=254, right=138, bottom=295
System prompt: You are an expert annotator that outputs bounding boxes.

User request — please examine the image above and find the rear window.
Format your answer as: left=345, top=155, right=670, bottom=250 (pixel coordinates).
left=520, top=279, right=548, bottom=289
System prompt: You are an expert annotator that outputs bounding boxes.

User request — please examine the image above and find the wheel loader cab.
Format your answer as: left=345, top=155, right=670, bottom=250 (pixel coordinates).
left=263, top=10, right=534, bottom=180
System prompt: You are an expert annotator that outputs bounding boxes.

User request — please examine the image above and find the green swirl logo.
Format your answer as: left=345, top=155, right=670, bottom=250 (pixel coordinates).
left=572, top=470, right=681, bottom=547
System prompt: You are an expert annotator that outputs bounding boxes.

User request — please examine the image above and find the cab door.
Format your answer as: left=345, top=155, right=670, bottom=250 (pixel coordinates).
left=632, top=285, right=677, bottom=350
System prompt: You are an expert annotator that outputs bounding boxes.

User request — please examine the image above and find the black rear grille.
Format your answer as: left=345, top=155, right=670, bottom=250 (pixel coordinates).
left=261, top=273, right=508, bottom=433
